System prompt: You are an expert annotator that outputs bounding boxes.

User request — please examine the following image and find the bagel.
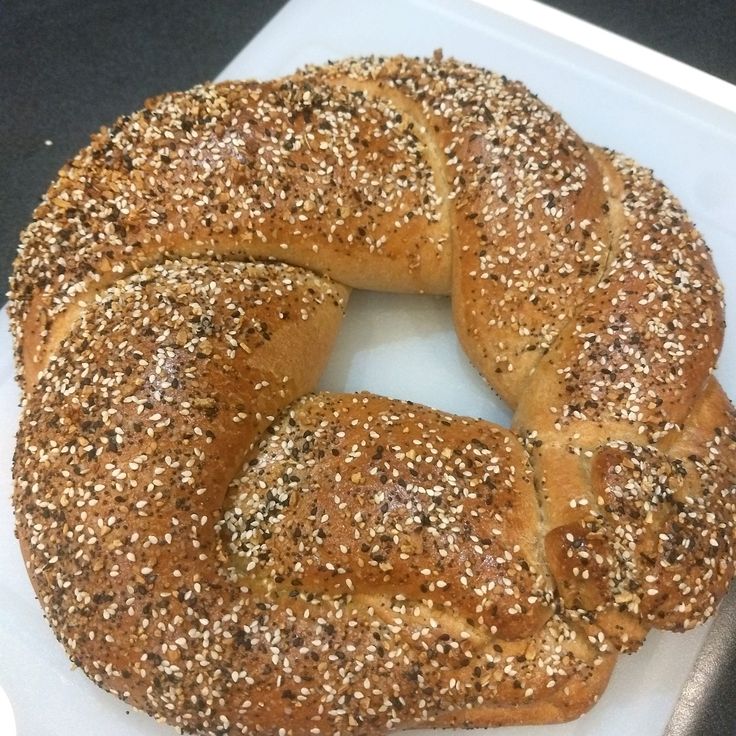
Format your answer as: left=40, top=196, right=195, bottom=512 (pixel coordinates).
left=9, top=54, right=736, bottom=734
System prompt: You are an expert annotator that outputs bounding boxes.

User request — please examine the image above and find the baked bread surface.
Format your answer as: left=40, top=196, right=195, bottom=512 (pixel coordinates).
left=10, top=54, right=736, bottom=734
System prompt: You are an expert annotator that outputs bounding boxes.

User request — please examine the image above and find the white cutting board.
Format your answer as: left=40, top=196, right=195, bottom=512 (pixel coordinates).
left=2, top=1, right=736, bottom=734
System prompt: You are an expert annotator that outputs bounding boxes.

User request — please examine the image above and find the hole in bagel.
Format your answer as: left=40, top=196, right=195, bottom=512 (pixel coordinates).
left=317, top=289, right=512, bottom=425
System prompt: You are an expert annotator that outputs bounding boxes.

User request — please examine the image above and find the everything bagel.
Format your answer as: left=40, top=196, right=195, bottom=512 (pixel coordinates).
left=9, top=54, right=736, bottom=734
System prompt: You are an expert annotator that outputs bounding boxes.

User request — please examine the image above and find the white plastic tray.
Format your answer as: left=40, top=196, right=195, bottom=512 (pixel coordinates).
left=1, top=0, right=735, bottom=734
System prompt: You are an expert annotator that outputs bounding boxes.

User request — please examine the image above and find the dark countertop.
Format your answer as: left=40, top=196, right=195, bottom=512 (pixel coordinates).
left=2, top=2, right=735, bottom=734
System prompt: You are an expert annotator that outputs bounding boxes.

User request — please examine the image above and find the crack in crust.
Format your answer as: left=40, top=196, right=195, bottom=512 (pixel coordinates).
left=9, top=54, right=736, bottom=734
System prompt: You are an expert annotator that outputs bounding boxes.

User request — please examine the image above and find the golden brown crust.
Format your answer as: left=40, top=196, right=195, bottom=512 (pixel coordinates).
left=511, top=149, right=734, bottom=649
left=9, top=77, right=449, bottom=385
left=9, top=54, right=736, bottom=734
left=299, top=55, right=613, bottom=409
left=14, top=260, right=348, bottom=730
left=223, top=394, right=554, bottom=640
left=15, top=380, right=615, bottom=732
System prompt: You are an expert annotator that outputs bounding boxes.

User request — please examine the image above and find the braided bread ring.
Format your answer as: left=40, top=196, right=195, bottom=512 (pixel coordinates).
left=10, top=55, right=736, bottom=734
